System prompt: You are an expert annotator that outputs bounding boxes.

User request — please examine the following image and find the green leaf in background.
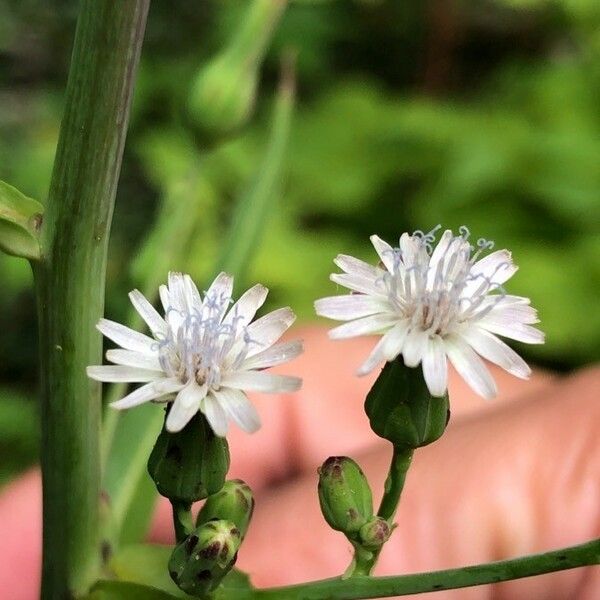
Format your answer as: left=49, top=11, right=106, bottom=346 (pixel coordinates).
left=102, top=58, right=297, bottom=552
left=215, top=54, right=296, bottom=288
left=0, top=388, right=38, bottom=487
left=110, top=544, right=253, bottom=598
left=87, top=580, right=180, bottom=600
left=0, top=180, right=43, bottom=260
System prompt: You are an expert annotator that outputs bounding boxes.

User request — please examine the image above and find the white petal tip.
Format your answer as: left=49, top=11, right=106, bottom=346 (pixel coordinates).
left=242, top=421, right=262, bottom=435
left=86, top=366, right=99, bottom=379
left=356, top=365, right=374, bottom=377
left=109, top=399, right=131, bottom=411
left=282, top=377, right=303, bottom=393
left=165, top=422, right=183, bottom=434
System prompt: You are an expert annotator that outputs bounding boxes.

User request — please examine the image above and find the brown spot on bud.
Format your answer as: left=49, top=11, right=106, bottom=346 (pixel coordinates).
left=220, top=543, right=230, bottom=560
left=235, top=488, right=249, bottom=511
left=196, top=570, right=211, bottom=581
left=30, top=213, right=43, bottom=233
left=185, top=534, right=199, bottom=555
left=199, top=541, right=221, bottom=560
left=347, top=508, right=359, bottom=522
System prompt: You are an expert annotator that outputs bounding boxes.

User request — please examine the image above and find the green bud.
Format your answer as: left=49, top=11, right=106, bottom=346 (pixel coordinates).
left=196, top=479, right=255, bottom=540
left=148, top=410, right=230, bottom=504
left=318, top=457, right=373, bottom=536
left=185, top=0, right=286, bottom=140
left=169, top=519, right=241, bottom=597
left=359, top=516, right=391, bottom=550
left=186, top=53, right=258, bottom=139
left=365, top=359, right=450, bottom=449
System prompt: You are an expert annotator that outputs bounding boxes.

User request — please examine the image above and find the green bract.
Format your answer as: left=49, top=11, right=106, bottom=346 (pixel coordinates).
left=365, top=359, right=450, bottom=449
left=196, top=479, right=255, bottom=540
left=359, top=516, right=392, bottom=550
left=318, top=456, right=373, bottom=536
left=148, top=410, right=230, bottom=504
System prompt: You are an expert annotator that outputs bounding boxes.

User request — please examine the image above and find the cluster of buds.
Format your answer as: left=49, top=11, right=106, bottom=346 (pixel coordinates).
left=148, top=409, right=255, bottom=596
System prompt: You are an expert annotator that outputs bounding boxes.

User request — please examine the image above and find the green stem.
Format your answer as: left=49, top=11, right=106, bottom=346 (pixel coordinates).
left=377, top=446, right=413, bottom=521
left=228, top=0, right=288, bottom=65
left=32, top=1, right=149, bottom=598
left=249, top=539, right=600, bottom=600
left=350, top=446, right=413, bottom=577
left=171, top=501, right=194, bottom=544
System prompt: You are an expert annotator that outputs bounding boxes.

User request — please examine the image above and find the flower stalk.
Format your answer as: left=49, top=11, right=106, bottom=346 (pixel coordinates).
left=350, top=446, right=413, bottom=577
left=32, top=1, right=149, bottom=597
left=251, top=539, right=600, bottom=600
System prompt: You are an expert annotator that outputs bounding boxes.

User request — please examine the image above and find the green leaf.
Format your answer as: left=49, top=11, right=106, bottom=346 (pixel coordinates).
left=110, top=544, right=188, bottom=597
left=87, top=580, right=180, bottom=600
left=215, top=57, right=295, bottom=286
left=102, top=62, right=296, bottom=552
left=110, top=544, right=253, bottom=598
left=0, top=180, right=43, bottom=260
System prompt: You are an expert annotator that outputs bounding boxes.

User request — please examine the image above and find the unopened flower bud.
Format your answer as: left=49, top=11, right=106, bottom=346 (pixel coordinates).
left=186, top=54, right=258, bottom=139
left=318, top=456, right=373, bottom=536
left=359, top=516, right=391, bottom=550
left=196, top=479, right=255, bottom=540
left=365, top=359, right=450, bottom=449
left=185, top=0, right=286, bottom=140
left=169, top=519, right=241, bottom=596
left=148, top=410, right=230, bottom=504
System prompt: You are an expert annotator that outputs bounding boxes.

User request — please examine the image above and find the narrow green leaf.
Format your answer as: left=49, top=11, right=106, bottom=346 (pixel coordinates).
left=110, top=544, right=188, bottom=598
left=87, top=580, right=180, bottom=600
left=102, top=59, right=296, bottom=552
left=110, top=544, right=253, bottom=598
left=215, top=56, right=296, bottom=284
left=102, top=174, right=216, bottom=549
left=0, top=180, right=43, bottom=260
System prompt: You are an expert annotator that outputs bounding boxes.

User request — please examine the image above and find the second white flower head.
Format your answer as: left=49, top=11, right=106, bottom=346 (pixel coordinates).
left=88, top=272, right=303, bottom=435
left=315, top=227, right=544, bottom=399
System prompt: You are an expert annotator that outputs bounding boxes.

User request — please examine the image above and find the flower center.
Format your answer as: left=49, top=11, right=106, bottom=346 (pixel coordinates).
left=382, top=227, right=507, bottom=336
left=157, top=293, right=254, bottom=389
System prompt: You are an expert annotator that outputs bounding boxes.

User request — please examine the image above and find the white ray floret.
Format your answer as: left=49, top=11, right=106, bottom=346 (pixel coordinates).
left=88, top=272, right=303, bottom=435
left=315, top=226, right=544, bottom=399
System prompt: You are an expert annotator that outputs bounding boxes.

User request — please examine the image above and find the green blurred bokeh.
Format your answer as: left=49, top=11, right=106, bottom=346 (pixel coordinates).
left=0, top=0, right=598, bottom=485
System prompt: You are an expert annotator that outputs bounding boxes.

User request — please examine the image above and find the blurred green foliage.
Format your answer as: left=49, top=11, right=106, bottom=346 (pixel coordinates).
left=0, top=0, right=599, bottom=484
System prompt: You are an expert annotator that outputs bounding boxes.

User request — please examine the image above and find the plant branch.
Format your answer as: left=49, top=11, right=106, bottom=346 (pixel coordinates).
left=350, top=446, right=413, bottom=577
left=377, top=446, right=413, bottom=521
left=32, top=1, right=149, bottom=597
left=250, top=539, right=600, bottom=600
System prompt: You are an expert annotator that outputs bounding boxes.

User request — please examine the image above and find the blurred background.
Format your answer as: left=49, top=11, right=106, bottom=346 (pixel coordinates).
left=0, top=0, right=599, bottom=487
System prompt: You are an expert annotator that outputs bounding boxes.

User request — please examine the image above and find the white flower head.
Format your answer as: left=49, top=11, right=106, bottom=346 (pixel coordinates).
left=88, top=272, right=303, bottom=435
left=315, top=226, right=544, bottom=399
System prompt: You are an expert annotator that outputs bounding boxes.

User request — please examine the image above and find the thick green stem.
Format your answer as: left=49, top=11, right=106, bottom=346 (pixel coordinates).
left=33, top=1, right=149, bottom=597
left=249, top=539, right=600, bottom=600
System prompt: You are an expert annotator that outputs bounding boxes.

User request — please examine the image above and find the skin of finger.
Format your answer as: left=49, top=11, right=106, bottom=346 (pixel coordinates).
left=150, top=326, right=555, bottom=540
left=0, top=470, right=41, bottom=600
left=236, top=367, right=600, bottom=600
left=0, top=327, right=559, bottom=597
